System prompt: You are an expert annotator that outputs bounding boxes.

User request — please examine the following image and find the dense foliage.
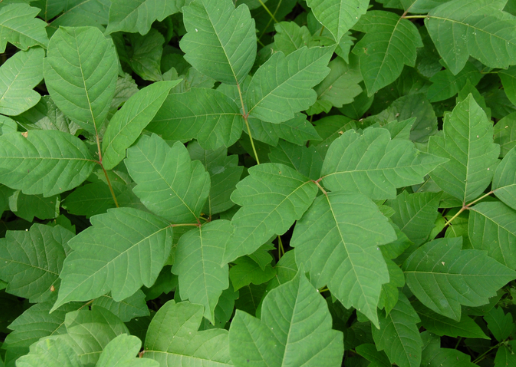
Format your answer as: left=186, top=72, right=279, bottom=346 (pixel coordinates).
left=2, top=0, right=516, bottom=365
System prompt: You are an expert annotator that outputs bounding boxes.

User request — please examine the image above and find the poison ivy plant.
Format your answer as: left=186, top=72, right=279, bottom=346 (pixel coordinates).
left=1, top=1, right=516, bottom=366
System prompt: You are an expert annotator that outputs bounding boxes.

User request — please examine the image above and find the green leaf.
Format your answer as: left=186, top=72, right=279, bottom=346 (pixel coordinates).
left=0, top=4, right=48, bottom=53
left=0, top=48, right=44, bottom=116
left=273, top=21, right=311, bottom=55
left=127, top=29, right=165, bottom=82
left=426, top=0, right=516, bottom=75
left=269, top=140, right=324, bottom=180
left=292, top=192, right=397, bottom=327
left=500, top=66, right=516, bottom=107
left=356, top=344, right=391, bottom=367
left=125, top=134, right=211, bottom=223
left=484, top=306, right=514, bottom=342
left=495, top=343, right=516, bottom=367
left=16, top=337, right=81, bottom=367
left=180, top=0, right=256, bottom=85
left=413, top=300, right=489, bottom=339
left=230, top=256, right=275, bottom=291
left=147, top=88, right=244, bottom=150
left=0, top=115, right=17, bottom=135
left=53, top=208, right=172, bottom=310
left=0, top=130, right=96, bottom=197
left=352, top=11, right=422, bottom=95
left=92, top=291, right=149, bottom=323
left=422, top=348, right=476, bottom=367
left=493, top=147, right=516, bottom=210
left=468, top=201, right=516, bottom=269
left=229, top=270, right=344, bottom=366
left=9, top=191, right=60, bottom=222
left=144, top=300, right=232, bottom=366
left=306, top=0, right=368, bottom=42
left=97, top=334, right=158, bottom=367
left=321, top=128, right=447, bottom=200
left=225, top=163, right=318, bottom=263
left=429, top=94, right=500, bottom=203
left=310, top=115, right=357, bottom=158
left=62, top=181, right=120, bottom=218
left=402, top=237, right=516, bottom=321
left=426, top=61, right=482, bottom=103
left=246, top=46, right=333, bottom=123
left=47, top=0, right=110, bottom=34
left=372, top=292, right=423, bottom=367
left=386, top=191, right=442, bottom=246
left=494, top=112, right=516, bottom=157
left=102, top=81, right=179, bottom=170
left=44, top=26, right=118, bottom=133
left=106, top=0, right=184, bottom=35
left=172, top=220, right=232, bottom=323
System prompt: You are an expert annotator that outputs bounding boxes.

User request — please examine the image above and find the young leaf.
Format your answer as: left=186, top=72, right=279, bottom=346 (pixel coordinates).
left=125, top=134, right=211, bottom=223
left=321, top=128, right=447, bottom=200
left=292, top=192, right=397, bottom=327
left=44, top=26, right=118, bottom=133
left=172, top=220, right=232, bottom=323
left=0, top=130, right=96, bottom=197
left=0, top=4, right=48, bottom=53
left=352, top=11, right=423, bottom=95
left=0, top=224, right=73, bottom=303
left=306, top=0, right=368, bottom=42
left=53, top=208, right=173, bottom=310
left=106, top=0, right=183, bottom=35
left=403, top=237, right=516, bottom=321
left=492, top=147, right=516, bottom=210
left=102, top=81, right=179, bottom=170
left=229, top=270, right=344, bottom=366
left=372, top=292, right=423, bottom=367
left=429, top=95, right=500, bottom=203
left=0, top=48, right=44, bottom=116
left=144, top=300, right=232, bottom=366
left=225, top=163, right=318, bottom=263
left=246, top=46, right=333, bottom=123
left=426, top=0, right=516, bottom=75
left=180, top=0, right=256, bottom=85
left=96, top=334, right=158, bottom=367
left=468, top=201, right=516, bottom=269
left=147, top=88, right=244, bottom=150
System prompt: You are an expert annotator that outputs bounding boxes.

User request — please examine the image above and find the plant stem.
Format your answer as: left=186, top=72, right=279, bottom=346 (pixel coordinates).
left=95, top=130, right=119, bottom=208
left=472, top=342, right=503, bottom=364
left=258, top=0, right=278, bottom=23
left=171, top=223, right=200, bottom=228
left=236, top=83, right=260, bottom=164
left=444, top=191, right=494, bottom=227
left=258, top=0, right=282, bottom=41
left=466, top=190, right=494, bottom=207
left=319, top=26, right=325, bottom=36
left=277, top=235, right=284, bottom=258
left=313, top=180, right=328, bottom=195
left=402, top=15, right=428, bottom=19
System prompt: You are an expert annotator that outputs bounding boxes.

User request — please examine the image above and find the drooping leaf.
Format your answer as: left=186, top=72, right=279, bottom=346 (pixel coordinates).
left=172, top=220, right=232, bottom=323
left=429, top=94, right=499, bottom=203
left=0, top=130, right=96, bottom=197
left=468, top=201, right=516, bottom=269
left=53, top=208, right=173, bottom=310
left=246, top=46, right=333, bottom=123
left=0, top=4, right=48, bottom=53
left=102, top=81, right=179, bottom=170
left=403, top=237, right=516, bottom=321
left=180, top=0, right=256, bottom=85
left=492, top=147, right=516, bottom=210
left=225, top=163, right=318, bottom=263
left=125, top=134, right=211, bottom=223
left=306, top=0, right=368, bottom=42
left=106, top=0, right=184, bottom=35
left=96, top=334, right=158, bottom=367
left=92, top=291, right=149, bottom=323
left=352, top=11, right=423, bottom=95
left=44, top=26, right=118, bottom=133
left=147, top=88, right=244, bottom=150
left=321, top=127, right=447, bottom=200
left=292, top=192, right=397, bottom=327
left=229, top=270, right=344, bottom=366
left=0, top=48, right=44, bottom=116
left=144, top=300, right=232, bottom=366
left=372, top=292, right=423, bottom=367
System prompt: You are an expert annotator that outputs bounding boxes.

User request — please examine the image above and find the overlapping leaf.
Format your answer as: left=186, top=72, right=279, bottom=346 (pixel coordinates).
left=292, top=192, right=397, bottom=326
left=225, top=163, right=318, bottom=263
left=321, top=128, right=447, bottom=200
left=403, top=237, right=516, bottom=321
left=172, top=220, right=232, bottom=323
left=352, top=11, right=422, bottom=95
left=0, top=48, right=44, bottom=116
left=16, top=337, right=80, bottom=367
left=429, top=95, right=499, bottom=203
left=48, top=0, right=111, bottom=33
left=102, top=81, right=179, bottom=170
left=229, top=270, right=343, bottom=366
left=125, top=134, right=210, bottom=223
left=106, top=0, right=184, bottom=35
left=92, top=291, right=149, bottom=323
left=53, top=208, right=172, bottom=310
left=245, top=46, right=333, bottom=123
left=0, top=130, right=96, bottom=197
left=493, top=147, right=516, bottom=210
left=180, top=0, right=256, bottom=85
left=44, top=26, right=118, bottom=133
left=144, top=301, right=232, bottom=366
left=0, top=4, right=48, bottom=53
left=126, top=29, right=164, bottom=82
left=96, top=334, right=158, bottom=367
left=426, top=0, right=516, bottom=75
left=147, top=88, right=244, bottom=150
